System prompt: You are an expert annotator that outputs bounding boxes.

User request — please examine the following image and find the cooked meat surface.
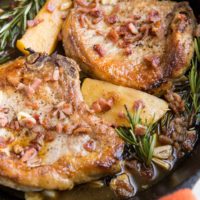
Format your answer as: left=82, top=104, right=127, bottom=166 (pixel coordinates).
left=62, top=0, right=196, bottom=92
left=0, top=53, right=123, bottom=191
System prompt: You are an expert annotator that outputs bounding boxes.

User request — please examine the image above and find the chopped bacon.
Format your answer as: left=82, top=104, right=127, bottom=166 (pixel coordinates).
left=128, top=23, right=138, bottom=35
left=53, top=67, right=60, bottom=81
left=118, top=25, right=128, bottom=36
left=44, top=132, right=55, bottom=142
left=0, top=137, right=7, bottom=148
left=106, top=15, right=119, bottom=24
left=31, top=78, right=42, bottom=91
left=148, top=9, right=160, bottom=23
left=73, top=126, right=92, bottom=134
left=62, top=103, right=73, bottom=115
left=75, top=0, right=92, bottom=7
left=90, top=9, right=103, bottom=18
left=79, top=13, right=87, bottom=28
left=91, top=97, right=114, bottom=113
left=133, top=100, right=145, bottom=111
left=46, top=2, right=56, bottom=13
left=93, top=44, right=106, bottom=57
left=144, top=55, right=160, bottom=69
left=25, top=101, right=39, bottom=110
left=56, top=122, right=63, bottom=133
left=21, top=147, right=37, bottom=162
left=27, top=19, right=43, bottom=28
left=83, top=139, right=96, bottom=152
left=124, top=46, right=132, bottom=55
left=118, top=111, right=126, bottom=119
left=134, top=124, right=147, bottom=136
left=0, top=113, right=8, bottom=128
left=107, top=28, right=119, bottom=43
left=132, top=14, right=141, bottom=20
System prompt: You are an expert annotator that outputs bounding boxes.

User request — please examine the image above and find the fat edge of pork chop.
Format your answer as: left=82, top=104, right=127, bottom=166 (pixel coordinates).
left=0, top=53, right=124, bottom=191
left=62, top=0, right=196, bottom=93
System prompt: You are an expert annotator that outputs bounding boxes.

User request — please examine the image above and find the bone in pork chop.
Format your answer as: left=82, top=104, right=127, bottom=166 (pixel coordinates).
left=62, top=0, right=196, bottom=93
left=0, top=53, right=123, bottom=191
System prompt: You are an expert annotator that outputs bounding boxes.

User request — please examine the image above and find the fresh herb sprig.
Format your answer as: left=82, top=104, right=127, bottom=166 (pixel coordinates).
left=0, top=0, right=45, bottom=64
left=189, top=38, right=200, bottom=115
left=116, top=106, right=157, bottom=166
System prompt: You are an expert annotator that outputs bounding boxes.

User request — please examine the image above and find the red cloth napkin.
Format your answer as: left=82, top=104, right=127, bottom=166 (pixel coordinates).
left=159, top=189, right=197, bottom=200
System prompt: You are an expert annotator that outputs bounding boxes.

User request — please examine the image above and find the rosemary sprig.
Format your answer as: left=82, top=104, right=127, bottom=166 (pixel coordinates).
left=0, top=0, right=45, bottom=64
left=188, top=38, right=200, bottom=115
left=116, top=106, right=157, bottom=166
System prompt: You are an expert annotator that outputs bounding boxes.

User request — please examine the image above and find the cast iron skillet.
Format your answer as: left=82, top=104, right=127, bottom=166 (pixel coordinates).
left=0, top=0, right=199, bottom=199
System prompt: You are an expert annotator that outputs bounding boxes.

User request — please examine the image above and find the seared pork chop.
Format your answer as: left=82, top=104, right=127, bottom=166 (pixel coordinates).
left=62, top=0, right=196, bottom=92
left=0, top=53, right=123, bottom=191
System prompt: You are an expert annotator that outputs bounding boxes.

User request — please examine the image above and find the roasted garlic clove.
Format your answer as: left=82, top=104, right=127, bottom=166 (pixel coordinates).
left=153, top=145, right=173, bottom=159
left=152, top=158, right=171, bottom=170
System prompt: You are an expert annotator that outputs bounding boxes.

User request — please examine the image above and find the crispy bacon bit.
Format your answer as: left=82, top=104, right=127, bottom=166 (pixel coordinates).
left=31, top=78, right=42, bottom=91
left=46, top=2, right=56, bottom=13
left=118, top=111, right=126, bottom=119
left=118, top=25, right=128, bottom=36
left=107, top=28, right=119, bottom=43
left=0, top=137, right=7, bottom=148
left=134, top=124, right=147, bottom=136
left=148, top=9, right=160, bottom=23
left=79, top=13, right=86, bottom=27
left=106, top=15, right=119, bottom=24
left=62, top=103, right=73, bottom=115
left=132, top=14, right=141, bottom=20
left=124, top=46, right=132, bottom=55
left=93, top=44, right=106, bottom=57
left=21, top=148, right=37, bottom=162
left=56, top=122, right=63, bottom=133
left=133, top=100, right=145, bottom=111
left=90, top=9, right=103, bottom=18
left=75, top=0, right=91, bottom=7
left=27, top=19, right=43, bottom=28
left=44, top=132, right=55, bottom=142
left=92, top=16, right=103, bottom=24
left=17, top=112, right=37, bottom=128
left=25, top=101, right=39, bottom=110
left=128, top=23, right=138, bottom=35
left=0, top=113, right=8, bottom=128
left=144, top=55, right=160, bottom=69
left=91, top=97, right=114, bottom=113
left=53, top=67, right=60, bottom=81
left=73, top=126, right=92, bottom=134
left=83, top=139, right=96, bottom=152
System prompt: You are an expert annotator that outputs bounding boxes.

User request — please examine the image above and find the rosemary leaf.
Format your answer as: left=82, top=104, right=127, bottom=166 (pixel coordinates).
left=0, top=0, right=45, bottom=64
left=116, top=106, right=157, bottom=166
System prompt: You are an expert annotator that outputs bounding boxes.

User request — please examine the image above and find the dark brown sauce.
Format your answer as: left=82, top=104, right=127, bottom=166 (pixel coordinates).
left=0, top=1, right=199, bottom=200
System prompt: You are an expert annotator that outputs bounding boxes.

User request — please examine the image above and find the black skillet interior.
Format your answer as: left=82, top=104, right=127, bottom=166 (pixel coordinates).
left=0, top=0, right=199, bottom=200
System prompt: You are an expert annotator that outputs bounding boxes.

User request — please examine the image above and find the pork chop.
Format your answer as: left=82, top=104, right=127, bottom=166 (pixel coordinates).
left=0, top=53, right=123, bottom=191
left=62, top=0, right=196, bottom=92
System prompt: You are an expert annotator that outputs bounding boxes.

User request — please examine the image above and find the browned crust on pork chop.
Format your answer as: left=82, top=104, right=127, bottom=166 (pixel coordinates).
left=62, top=0, right=196, bottom=92
left=0, top=54, right=123, bottom=191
